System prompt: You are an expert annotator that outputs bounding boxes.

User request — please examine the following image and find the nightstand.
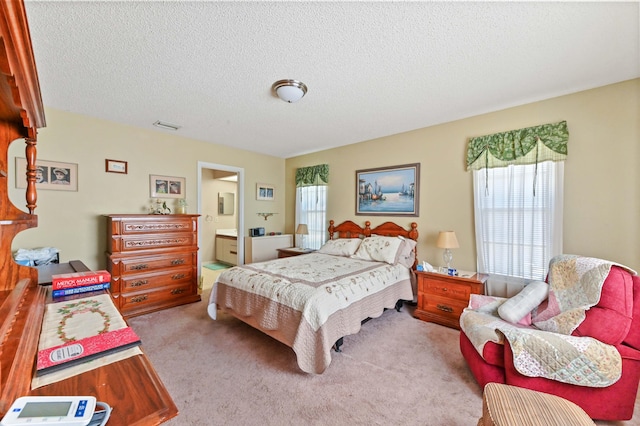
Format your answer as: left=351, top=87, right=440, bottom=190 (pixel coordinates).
left=277, top=247, right=316, bottom=258
left=414, top=270, right=488, bottom=329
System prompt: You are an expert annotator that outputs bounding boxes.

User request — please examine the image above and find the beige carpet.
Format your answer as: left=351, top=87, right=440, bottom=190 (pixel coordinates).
left=128, top=288, right=640, bottom=426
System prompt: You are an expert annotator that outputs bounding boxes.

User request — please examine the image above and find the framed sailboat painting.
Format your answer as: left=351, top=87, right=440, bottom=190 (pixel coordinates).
left=356, top=163, right=419, bottom=216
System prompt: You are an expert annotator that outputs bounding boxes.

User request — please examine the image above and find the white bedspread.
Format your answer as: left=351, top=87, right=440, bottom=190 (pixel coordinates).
left=208, top=253, right=413, bottom=373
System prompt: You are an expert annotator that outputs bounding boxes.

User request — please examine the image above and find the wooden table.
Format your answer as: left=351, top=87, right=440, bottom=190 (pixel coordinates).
left=277, top=247, right=316, bottom=258
left=28, top=261, right=179, bottom=425
left=414, top=271, right=488, bottom=329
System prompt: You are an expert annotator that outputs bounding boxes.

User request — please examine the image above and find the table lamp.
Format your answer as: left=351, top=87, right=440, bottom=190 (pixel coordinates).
left=296, top=224, right=308, bottom=249
left=436, top=231, right=459, bottom=269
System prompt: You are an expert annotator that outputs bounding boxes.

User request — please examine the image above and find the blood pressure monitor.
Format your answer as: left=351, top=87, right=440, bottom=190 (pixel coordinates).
left=1, top=396, right=96, bottom=426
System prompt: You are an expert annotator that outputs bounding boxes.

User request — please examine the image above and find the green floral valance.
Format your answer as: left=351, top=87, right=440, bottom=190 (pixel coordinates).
left=296, top=164, right=329, bottom=187
left=466, top=121, right=568, bottom=171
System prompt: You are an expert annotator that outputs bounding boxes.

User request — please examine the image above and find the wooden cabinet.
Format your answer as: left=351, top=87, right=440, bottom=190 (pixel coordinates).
left=414, top=271, right=487, bottom=329
left=106, top=214, right=201, bottom=318
left=277, top=247, right=315, bottom=258
left=0, top=3, right=177, bottom=424
left=215, top=235, right=237, bottom=265
left=244, top=234, right=293, bottom=263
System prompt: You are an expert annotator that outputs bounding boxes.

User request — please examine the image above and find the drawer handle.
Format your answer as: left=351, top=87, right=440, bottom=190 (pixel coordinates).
left=130, top=280, right=149, bottom=287
left=230, top=251, right=237, bottom=255
left=171, top=288, right=186, bottom=295
left=131, top=264, right=148, bottom=270
left=437, top=304, right=453, bottom=313
left=171, top=258, right=185, bottom=265
left=131, top=295, right=148, bottom=303
left=171, top=273, right=186, bottom=280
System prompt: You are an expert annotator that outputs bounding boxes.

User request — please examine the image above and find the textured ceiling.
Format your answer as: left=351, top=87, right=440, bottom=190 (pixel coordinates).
left=24, top=1, right=640, bottom=158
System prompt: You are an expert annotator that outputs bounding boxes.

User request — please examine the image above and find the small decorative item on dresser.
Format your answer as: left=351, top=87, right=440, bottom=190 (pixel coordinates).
left=414, top=270, right=488, bottom=329
left=176, top=198, right=187, bottom=214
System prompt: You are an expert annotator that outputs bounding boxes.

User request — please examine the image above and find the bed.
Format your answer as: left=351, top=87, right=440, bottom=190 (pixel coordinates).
left=207, top=220, right=418, bottom=374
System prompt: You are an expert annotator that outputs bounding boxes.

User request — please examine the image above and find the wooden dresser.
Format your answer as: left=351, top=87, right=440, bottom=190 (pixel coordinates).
left=106, top=214, right=201, bottom=318
left=414, top=271, right=488, bottom=329
left=0, top=3, right=178, bottom=424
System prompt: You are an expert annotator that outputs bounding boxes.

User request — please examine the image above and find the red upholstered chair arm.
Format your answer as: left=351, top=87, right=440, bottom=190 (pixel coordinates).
left=617, top=343, right=640, bottom=362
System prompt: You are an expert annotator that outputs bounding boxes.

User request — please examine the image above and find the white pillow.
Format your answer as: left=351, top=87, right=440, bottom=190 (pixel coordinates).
left=317, top=238, right=362, bottom=256
left=498, top=280, right=549, bottom=324
left=395, top=237, right=417, bottom=268
left=351, top=236, right=403, bottom=265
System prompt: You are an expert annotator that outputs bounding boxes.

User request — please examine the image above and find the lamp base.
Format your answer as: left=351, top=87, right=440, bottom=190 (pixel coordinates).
left=442, top=249, right=453, bottom=270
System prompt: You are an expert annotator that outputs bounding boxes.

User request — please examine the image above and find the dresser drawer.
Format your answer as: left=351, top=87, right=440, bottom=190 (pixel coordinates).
left=114, top=218, right=195, bottom=235
left=420, top=294, right=468, bottom=321
left=119, top=282, right=197, bottom=313
left=120, top=267, right=193, bottom=293
left=111, top=233, right=197, bottom=253
left=116, top=252, right=194, bottom=275
left=421, top=278, right=472, bottom=302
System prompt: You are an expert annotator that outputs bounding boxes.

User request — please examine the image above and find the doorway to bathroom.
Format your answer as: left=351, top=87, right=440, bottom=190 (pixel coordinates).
left=197, top=161, right=244, bottom=292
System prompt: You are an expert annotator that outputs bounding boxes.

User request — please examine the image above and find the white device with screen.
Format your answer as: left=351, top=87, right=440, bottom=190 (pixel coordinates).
left=0, top=396, right=96, bottom=426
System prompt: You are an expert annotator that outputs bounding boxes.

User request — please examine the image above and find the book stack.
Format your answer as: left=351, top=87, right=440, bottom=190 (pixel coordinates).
left=36, top=326, right=141, bottom=376
left=51, top=270, right=111, bottom=298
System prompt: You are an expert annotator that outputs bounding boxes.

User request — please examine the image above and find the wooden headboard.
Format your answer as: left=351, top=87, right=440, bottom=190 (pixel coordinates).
left=327, top=220, right=419, bottom=268
left=328, top=219, right=418, bottom=241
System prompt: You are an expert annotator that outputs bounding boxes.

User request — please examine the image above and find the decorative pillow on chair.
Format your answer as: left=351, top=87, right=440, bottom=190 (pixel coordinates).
left=498, top=281, right=549, bottom=325
left=351, top=236, right=403, bottom=265
left=317, top=238, right=362, bottom=257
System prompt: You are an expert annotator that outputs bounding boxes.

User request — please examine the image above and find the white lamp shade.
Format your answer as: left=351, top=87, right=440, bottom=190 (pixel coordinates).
left=436, top=231, right=459, bottom=249
left=296, top=224, right=309, bottom=235
left=276, top=85, right=304, bottom=103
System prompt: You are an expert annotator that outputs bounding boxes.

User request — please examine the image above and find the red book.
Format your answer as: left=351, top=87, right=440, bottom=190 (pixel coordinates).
left=51, top=270, right=111, bottom=290
left=36, top=326, right=141, bottom=376
left=52, top=282, right=111, bottom=298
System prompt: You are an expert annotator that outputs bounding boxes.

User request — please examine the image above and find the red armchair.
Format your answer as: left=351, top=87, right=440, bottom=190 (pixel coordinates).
left=460, top=263, right=640, bottom=420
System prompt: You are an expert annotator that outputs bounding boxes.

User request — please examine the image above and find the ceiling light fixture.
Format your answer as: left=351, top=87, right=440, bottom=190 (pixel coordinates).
left=271, top=79, right=308, bottom=103
left=153, top=120, right=181, bottom=131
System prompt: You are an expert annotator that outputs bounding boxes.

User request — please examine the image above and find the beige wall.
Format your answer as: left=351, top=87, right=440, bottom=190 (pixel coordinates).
left=8, top=108, right=286, bottom=270
left=285, top=79, right=640, bottom=273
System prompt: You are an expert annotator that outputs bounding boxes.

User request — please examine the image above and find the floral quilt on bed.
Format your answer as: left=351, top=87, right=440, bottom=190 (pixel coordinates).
left=460, top=255, right=637, bottom=387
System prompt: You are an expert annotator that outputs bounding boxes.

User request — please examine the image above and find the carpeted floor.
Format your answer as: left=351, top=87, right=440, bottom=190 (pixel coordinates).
left=128, top=288, right=640, bottom=426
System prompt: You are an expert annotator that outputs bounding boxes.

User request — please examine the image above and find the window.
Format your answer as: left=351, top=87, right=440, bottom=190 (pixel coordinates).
left=295, top=185, right=327, bottom=249
left=295, top=164, right=329, bottom=250
left=473, top=161, right=563, bottom=281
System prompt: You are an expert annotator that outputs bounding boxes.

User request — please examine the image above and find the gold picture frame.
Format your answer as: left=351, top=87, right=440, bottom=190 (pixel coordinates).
left=356, top=163, right=420, bottom=216
left=15, top=157, right=78, bottom=191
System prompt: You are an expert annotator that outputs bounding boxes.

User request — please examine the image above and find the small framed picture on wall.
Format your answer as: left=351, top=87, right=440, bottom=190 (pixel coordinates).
left=150, top=174, right=185, bottom=198
left=256, top=183, right=275, bottom=201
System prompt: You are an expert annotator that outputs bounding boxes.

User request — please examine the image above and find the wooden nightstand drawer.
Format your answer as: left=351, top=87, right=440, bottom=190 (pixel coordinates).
left=422, top=279, right=471, bottom=301
left=420, top=294, right=467, bottom=318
